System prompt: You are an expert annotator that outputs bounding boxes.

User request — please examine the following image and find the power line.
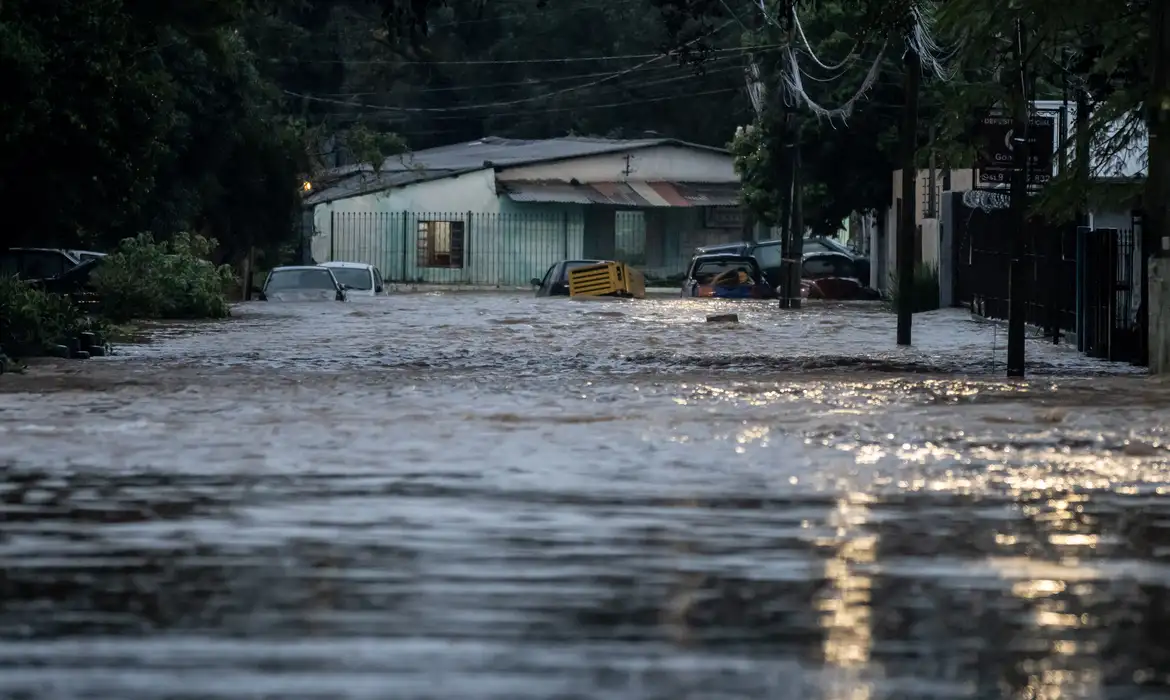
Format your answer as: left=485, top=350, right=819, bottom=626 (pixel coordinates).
left=319, top=87, right=742, bottom=123
left=311, top=54, right=746, bottom=97
left=267, top=35, right=764, bottom=66
left=306, top=63, right=743, bottom=108
left=285, top=19, right=739, bottom=111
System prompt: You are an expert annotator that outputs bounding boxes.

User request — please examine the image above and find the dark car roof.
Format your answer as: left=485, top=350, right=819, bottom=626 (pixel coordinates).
left=802, top=250, right=854, bottom=260
left=559, top=259, right=605, bottom=266
left=692, top=253, right=759, bottom=262
left=697, top=242, right=753, bottom=253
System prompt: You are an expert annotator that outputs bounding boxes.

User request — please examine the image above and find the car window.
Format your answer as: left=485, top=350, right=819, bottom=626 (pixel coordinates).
left=373, top=268, right=384, bottom=292
left=692, top=260, right=760, bottom=284
left=21, top=251, right=73, bottom=278
left=803, top=256, right=855, bottom=278
left=329, top=267, right=373, bottom=290
left=751, top=243, right=783, bottom=268
left=539, top=265, right=556, bottom=289
left=265, top=269, right=337, bottom=291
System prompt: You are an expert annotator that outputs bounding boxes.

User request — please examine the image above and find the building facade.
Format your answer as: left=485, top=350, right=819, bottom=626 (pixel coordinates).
left=305, top=137, right=753, bottom=285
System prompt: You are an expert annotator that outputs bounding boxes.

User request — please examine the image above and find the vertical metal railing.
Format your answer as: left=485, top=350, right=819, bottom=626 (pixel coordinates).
left=318, top=211, right=585, bottom=286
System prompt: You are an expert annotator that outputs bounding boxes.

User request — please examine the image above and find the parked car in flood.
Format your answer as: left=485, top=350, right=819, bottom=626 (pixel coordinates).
left=320, top=261, right=384, bottom=297
left=696, top=236, right=870, bottom=288
left=681, top=254, right=777, bottom=299
left=532, top=259, right=605, bottom=297
left=257, top=266, right=347, bottom=302
left=800, top=252, right=881, bottom=300
left=1, top=247, right=106, bottom=280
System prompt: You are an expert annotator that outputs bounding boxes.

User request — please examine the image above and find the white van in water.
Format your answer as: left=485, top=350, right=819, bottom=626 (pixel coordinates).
left=320, top=261, right=384, bottom=297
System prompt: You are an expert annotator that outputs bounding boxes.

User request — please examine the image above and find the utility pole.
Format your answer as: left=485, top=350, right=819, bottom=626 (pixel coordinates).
left=896, top=47, right=920, bottom=345
left=777, top=112, right=796, bottom=308
left=1005, top=17, right=1030, bottom=377
left=789, top=122, right=804, bottom=307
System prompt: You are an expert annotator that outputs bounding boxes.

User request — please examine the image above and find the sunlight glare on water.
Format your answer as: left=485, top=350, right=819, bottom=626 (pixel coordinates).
left=0, top=293, right=1168, bottom=699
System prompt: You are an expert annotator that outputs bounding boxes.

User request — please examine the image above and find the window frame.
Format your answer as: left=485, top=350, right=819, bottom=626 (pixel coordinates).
left=417, top=220, right=466, bottom=269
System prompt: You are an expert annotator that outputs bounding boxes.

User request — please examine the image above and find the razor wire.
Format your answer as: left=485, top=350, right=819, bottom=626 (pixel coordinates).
left=961, top=189, right=1010, bottom=212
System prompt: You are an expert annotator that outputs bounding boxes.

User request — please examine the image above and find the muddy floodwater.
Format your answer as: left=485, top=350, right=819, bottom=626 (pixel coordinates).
left=3, top=293, right=1170, bottom=699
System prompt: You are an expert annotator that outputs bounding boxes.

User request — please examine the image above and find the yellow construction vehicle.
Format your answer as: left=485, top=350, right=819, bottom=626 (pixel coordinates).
left=567, top=261, right=646, bottom=299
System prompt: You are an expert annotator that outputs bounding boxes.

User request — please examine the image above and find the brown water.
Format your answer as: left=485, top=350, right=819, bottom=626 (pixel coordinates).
left=1, top=294, right=1169, bottom=699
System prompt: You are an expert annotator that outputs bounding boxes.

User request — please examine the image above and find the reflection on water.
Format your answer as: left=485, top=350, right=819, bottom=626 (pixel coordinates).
left=0, top=294, right=1168, bottom=698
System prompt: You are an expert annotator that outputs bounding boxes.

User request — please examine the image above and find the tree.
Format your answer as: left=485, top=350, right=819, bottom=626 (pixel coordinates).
left=0, top=0, right=313, bottom=256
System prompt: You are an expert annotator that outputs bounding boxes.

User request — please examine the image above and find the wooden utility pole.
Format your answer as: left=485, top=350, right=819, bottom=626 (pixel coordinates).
left=777, top=112, right=796, bottom=308
left=788, top=122, right=804, bottom=307
left=896, top=47, right=920, bottom=345
left=1006, top=17, right=1030, bottom=377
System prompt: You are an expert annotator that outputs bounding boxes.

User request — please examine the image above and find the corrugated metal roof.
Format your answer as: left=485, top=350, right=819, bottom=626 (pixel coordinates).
left=304, top=169, right=462, bottom=206
left=500, top=180, right=741, bottom=207
left=307, top=137, right=735, bottom=205
left=502, top=181, right=599, bottom=204
left=671, top=182, right=742, bottom=206
left=381, top=136, right=726, bottom=173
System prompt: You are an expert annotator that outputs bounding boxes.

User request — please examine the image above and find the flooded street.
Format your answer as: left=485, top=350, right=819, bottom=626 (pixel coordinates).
left=3, top=293, right=1170, bottom=699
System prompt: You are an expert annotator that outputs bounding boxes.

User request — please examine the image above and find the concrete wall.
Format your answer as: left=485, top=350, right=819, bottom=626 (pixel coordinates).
left=641, top=208, right=743, bottom=278
left=311, top=169, right=499, bottom=236
left=1151, top=258, right=1170, bottom=374
left=495, top=145, right=738, bottom=183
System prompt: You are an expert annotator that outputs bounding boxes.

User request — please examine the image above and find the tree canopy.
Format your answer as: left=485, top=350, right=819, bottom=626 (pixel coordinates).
left=2, top=0, right=1156, bottom=255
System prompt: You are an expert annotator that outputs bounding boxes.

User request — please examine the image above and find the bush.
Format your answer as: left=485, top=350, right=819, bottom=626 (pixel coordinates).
left=92, top=233, right=237, bottom=322
left=888, top=262, right=940, bottom=313
left=0, top=277, right=94, bottom=357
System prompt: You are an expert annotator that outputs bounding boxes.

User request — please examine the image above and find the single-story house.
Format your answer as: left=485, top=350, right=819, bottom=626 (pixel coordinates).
left=304, top=136, right=754, bottom=285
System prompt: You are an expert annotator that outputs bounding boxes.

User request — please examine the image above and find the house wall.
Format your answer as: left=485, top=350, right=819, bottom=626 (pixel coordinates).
left=495, top=145, right=738, bottom=183
left=309, top=171, right=587, bottom=285
left=311, top=168, right=499, bottom=239
left=642, top=208, right=743, bottom=278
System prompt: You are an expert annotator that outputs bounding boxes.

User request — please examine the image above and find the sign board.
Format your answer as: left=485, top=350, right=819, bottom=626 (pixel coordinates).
left=974, top=112, right=1055, bottom=187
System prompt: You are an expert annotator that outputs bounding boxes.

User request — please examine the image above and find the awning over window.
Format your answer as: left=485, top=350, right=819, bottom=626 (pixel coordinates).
left=500, top=180, right=741, bottom=207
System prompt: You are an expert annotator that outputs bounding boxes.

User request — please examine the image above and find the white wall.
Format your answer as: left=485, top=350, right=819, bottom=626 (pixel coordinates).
left=311, top=169, right=499, bottom=238
left=496, top=145, right=737, bottom=183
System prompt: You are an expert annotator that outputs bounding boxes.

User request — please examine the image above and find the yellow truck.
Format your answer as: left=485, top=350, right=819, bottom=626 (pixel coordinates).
left=567, top=261, right=646, bottom=299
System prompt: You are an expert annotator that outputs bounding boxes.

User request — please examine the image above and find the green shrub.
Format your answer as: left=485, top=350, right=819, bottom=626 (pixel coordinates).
left=92, top=233, right=237, bottom=322
left=889, top=262, right=940, bottom=313
left=0, top=277, right=85, bottom=357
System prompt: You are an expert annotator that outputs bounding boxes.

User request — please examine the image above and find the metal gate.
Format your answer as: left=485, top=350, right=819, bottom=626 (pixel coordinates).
left=1077, top=227, right=1142, bottom=362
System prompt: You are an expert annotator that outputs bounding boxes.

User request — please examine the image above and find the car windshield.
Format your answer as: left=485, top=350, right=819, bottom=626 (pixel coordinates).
left=328, top=267, right=372, bottom=290
left=693, top=260, right=758, bottom=285
left=266, top=269, right=337, bottom=291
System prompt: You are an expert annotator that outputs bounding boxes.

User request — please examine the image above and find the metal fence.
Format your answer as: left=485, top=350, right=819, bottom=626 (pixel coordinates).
left=312, top=211, right=583, bottom=287
left=1078, top=226, right=1143, bottom=362
left=952, top=191, right=1147, bottom=365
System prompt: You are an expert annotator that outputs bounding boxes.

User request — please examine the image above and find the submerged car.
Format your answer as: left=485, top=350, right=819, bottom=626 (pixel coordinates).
left=320, top=261, right=384, bottom=297
left=800, top=252, right=881, bottom=300
left=696, top=236, right=870, bottom=288
left=532, top=259, right=605, bottom=297
left=681, top=254, right=776, bottom=299
left=258, top=266, right=347, bottom=302
left=1, top=247, right=106, bottom=280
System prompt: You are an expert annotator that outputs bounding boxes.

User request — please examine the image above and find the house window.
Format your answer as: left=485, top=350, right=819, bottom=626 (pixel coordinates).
left=417, top=220, right=465, bottom=268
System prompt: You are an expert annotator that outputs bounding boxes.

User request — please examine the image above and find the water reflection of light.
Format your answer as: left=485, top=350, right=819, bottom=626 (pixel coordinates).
left=997, top=495, right=1104, bottom=699
left=818, top=493, right=877, bottom=700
